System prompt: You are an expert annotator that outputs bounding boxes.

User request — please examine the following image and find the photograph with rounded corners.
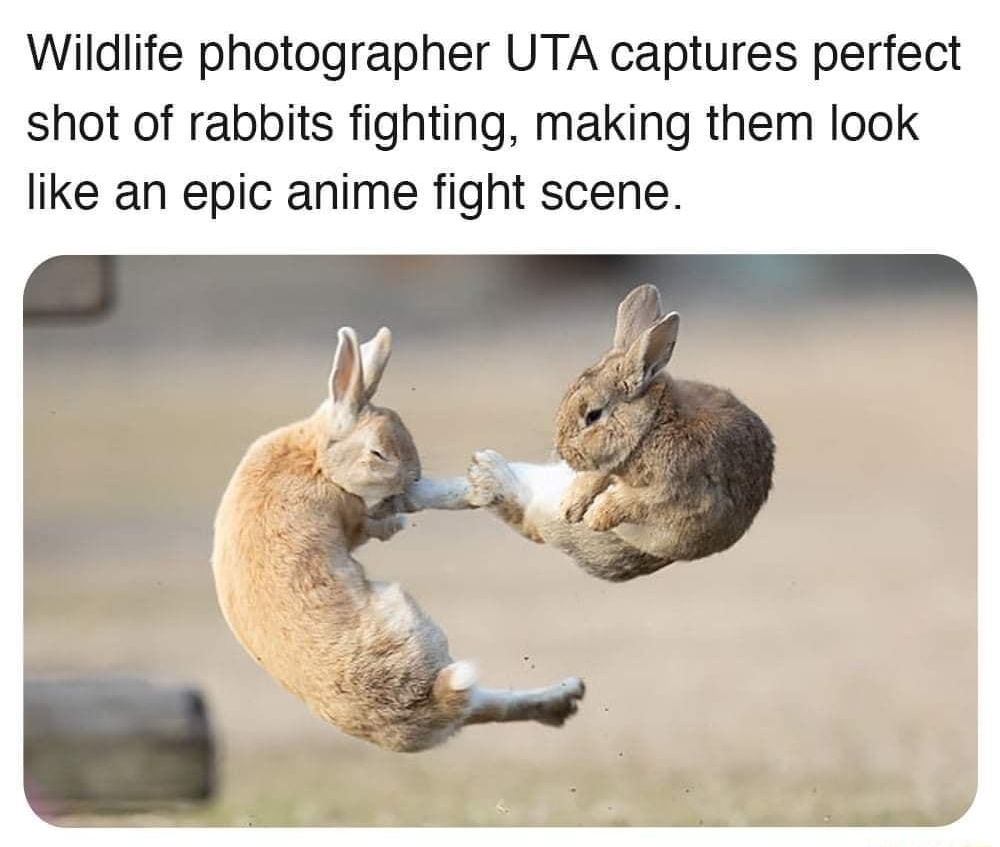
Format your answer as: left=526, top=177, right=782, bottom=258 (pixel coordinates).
left=23, top=255, right=976, bottom=826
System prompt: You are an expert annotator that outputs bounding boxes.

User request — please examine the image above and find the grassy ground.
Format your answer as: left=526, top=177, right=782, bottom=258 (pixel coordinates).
left=51, top=759, right=965, bottom=827
left=24, top=261, right=977, bottom=826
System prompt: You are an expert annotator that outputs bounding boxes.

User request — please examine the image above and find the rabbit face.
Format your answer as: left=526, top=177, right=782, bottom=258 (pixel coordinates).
left=554, top=352, right=661, bottom=472
left=321, top=406, right=420, bottom=507
left=317, top=326, right=419, bottom=508
left=554, top=289, right=680, bottom=474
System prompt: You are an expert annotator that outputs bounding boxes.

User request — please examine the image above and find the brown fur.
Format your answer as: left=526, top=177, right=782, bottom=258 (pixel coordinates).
left=212, top=327, right=584, bottom=751
left=212, top=410, right=468, bottom=751
left=553, top=285, right=775, bottom=577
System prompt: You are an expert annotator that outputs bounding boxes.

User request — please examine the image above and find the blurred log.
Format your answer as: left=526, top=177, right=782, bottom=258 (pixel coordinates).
left=24, top=678, right=214, bottom=813
left=24, top=256, right=114, bottom=320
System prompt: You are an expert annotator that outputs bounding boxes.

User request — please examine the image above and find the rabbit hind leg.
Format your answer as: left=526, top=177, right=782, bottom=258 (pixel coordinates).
left=468, top=452, right=575, bottom=543
left=464, top=677, right=585, bottom=727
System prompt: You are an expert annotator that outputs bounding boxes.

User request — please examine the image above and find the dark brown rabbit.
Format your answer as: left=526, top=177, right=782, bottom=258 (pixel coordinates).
left=462, top=285, right=774, bottom=581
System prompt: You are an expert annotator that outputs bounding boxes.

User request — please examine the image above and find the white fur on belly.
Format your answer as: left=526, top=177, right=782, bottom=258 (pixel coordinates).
left=509, top=461, right=575, bottom=514
left=612, top=522, right=678, bottom=558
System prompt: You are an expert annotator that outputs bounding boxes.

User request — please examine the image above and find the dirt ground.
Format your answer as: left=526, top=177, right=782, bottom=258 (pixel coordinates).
left=23, top=257, right=976, bottom=826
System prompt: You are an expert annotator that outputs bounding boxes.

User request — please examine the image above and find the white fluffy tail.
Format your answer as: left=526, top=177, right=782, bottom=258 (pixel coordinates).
left=443, top=660, right=479, bottom=691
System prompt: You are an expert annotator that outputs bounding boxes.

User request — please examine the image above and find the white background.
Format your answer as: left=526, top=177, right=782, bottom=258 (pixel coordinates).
left=4, top=1, right=995, bottom=844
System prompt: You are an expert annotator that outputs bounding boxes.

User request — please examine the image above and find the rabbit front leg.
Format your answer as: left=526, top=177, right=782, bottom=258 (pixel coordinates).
left=363, top=514, right=409, bottom=543
left=560, top=471, right=614, bottom=523
left=581, top=478, right=648, bottom=532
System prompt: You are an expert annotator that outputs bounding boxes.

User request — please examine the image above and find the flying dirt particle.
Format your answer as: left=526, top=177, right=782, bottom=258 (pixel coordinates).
left=569, top=787, right=576, bottom=793
left=617, top=752, right=623, bottom=758
left=698, top=819, right=704, bottom=826
left=684, top=787, right=691, bottom=794
left=496, top=801, right=509, bottom=815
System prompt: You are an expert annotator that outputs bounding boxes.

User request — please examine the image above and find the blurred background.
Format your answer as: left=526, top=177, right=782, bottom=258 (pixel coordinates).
left=23, top=255, right=976, bottom=826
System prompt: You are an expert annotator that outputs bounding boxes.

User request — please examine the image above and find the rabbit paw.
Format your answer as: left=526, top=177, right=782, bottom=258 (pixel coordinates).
left=365, top=514, right=409, bottom=542
left=537, top=677, right=586, bottom=727
left=561, top=472, right=609, bottom=523
left=367, top=494, right=405, bottom=520
left=582, top=486, right=627, bottom=532
left=467, top=449, right=519, bottom=507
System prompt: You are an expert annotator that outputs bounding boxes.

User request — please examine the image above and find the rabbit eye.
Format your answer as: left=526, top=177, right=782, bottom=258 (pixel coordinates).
left=370, top=448, right=387, bottom=461
left=584, top=408, right=603, bottom=427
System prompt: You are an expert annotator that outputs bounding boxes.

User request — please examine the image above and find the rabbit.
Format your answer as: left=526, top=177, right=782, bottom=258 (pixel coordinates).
left=211, top=326, right=584, bottom=753
left=458, top=284, right=774, bottom=581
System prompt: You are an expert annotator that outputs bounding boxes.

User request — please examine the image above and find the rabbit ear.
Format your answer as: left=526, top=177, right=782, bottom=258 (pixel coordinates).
left=614, top=284, right=663, bottom=350
left=624, top=312, right=679, bottom=391
left=328, top=327, right=365, bottom=434
left=359, top=327, right=392, bottom=400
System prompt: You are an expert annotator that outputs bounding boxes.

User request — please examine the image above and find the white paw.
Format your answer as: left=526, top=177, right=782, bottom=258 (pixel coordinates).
left=467, top=449, right=519, bottom=507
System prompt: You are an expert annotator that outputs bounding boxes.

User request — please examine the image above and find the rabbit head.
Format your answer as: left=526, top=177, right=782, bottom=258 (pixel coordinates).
left=555, top=285, right=679, bottom=472
left=318, top=326, right=420, bottom=507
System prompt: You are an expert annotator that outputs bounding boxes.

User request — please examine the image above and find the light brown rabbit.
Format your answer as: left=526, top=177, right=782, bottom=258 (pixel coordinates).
left=462, top=285, right=774, bottom=581
left=211, top=326, right=584, bottom=752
